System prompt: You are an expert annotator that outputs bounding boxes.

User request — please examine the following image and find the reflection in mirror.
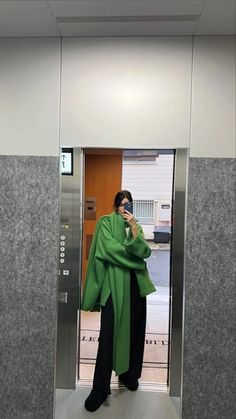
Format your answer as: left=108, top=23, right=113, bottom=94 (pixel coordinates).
left=56, top=148, right=187, bottom=419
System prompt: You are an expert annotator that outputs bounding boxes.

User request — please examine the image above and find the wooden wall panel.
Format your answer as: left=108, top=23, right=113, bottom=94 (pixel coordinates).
left=82, top=150, right=122, bottom=284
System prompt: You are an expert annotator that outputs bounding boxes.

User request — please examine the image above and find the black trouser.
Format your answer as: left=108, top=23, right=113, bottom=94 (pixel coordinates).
left=93, top=270, right=146, bottom=396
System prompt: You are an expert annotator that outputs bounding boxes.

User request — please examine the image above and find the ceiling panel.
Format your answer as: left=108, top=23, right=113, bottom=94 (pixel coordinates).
left=195, top=0, right=236, bottom=35
left=49, top=0, right=204, bottom=37
left=0, top=1, right=60, bottom=36
left=0, top=0, right=234, bottom=37
left=48, top=0, right=205, bottom=17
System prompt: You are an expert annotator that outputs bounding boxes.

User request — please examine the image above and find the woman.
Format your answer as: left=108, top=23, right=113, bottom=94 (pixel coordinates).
left=81, top=190, right=155, bottom=412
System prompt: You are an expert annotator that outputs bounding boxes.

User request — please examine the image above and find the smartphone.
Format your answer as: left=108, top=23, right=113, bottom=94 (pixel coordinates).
left=124, top=202, right=133, bottom=214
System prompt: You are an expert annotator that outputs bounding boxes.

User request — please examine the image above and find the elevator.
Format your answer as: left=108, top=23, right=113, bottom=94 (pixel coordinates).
left=56, top=147, right=188, bottom=413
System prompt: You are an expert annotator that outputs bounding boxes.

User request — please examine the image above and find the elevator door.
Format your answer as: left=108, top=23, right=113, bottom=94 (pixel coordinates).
left=56, top=148, right=83, bottom=389
left=82, top=149, right=123, bottom=284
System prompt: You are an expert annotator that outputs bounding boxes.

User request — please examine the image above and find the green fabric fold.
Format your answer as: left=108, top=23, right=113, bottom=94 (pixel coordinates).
left=81, top=211, right=156, bottom=375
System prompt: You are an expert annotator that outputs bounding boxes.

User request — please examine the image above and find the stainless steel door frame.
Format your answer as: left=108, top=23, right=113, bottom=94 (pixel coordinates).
left=56, top=148, right=83, bottom=389
left=169, top=148, right=188, bottom=398
left=55, top=146, right=187, bottom=396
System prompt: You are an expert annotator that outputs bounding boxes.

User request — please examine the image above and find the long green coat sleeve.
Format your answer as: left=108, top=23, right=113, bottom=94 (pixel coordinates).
left=96, top=218, right=146, bottom=270
left=81, top=214, right=155, bottom=312
left=124, top=225, right=151, bottom=259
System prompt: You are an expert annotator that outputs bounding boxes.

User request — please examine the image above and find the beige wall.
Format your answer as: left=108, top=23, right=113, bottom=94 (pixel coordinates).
left=60, top=35, right=235, bottom=157
left=60, top=37, right=193, bottom=149
left=0, top=38, right=61, bottom=156
left=190, top=36, right=235, bottom=158
left=0, top=36, right=235, bottom=158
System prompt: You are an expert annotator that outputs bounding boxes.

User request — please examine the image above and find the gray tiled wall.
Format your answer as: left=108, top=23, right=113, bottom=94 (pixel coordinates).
left=1, top=155, right=235, bottom=419
left=0, top=156, right=60, bottom=419
left=182, top=158, right=236, bottom=419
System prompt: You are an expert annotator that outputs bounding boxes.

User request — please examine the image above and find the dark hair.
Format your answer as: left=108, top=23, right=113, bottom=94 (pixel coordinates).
left=113, top=190, right=133, bottom=211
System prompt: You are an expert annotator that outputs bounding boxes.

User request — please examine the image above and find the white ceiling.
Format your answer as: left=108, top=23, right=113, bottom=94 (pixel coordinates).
left=0, top=0, right=235, bottom=37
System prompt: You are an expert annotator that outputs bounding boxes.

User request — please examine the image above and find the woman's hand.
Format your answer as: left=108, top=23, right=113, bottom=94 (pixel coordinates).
left=122, top=210, right=138, bottom=238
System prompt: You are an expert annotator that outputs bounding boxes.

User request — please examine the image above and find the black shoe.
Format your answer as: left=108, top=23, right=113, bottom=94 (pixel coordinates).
left=84, top=389, right=107, bottom=412
left=119, top=375, right=139, bottom=391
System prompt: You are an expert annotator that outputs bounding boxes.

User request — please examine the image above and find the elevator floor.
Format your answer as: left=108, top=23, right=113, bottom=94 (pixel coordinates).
left=56, top=388, right=180, bottom=419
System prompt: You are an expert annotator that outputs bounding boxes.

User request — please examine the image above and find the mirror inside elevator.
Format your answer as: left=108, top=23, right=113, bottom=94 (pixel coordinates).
left=79, top=148, right=175, bottom=392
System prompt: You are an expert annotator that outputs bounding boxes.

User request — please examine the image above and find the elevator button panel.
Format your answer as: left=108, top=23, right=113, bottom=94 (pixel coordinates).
left=58, top=229, right=72, bottom=277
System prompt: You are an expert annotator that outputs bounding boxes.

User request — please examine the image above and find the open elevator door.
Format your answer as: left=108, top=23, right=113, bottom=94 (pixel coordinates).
left=56, top=148, right=83, bottom=389
left=55, top=147, right=187, bottom=397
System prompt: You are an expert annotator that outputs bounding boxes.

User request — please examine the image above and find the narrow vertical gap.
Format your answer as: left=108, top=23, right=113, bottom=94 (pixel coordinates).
left=189, top=35, right=195, bottom=153
left=167, top=149, right=177, bottom=387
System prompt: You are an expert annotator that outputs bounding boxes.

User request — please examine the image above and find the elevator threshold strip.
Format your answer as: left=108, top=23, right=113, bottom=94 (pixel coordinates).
left=78, top=378, right=167, bottom=393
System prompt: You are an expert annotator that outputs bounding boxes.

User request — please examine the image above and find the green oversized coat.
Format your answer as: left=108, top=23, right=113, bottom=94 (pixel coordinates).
left=81, top=211, right=156, bottom=375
